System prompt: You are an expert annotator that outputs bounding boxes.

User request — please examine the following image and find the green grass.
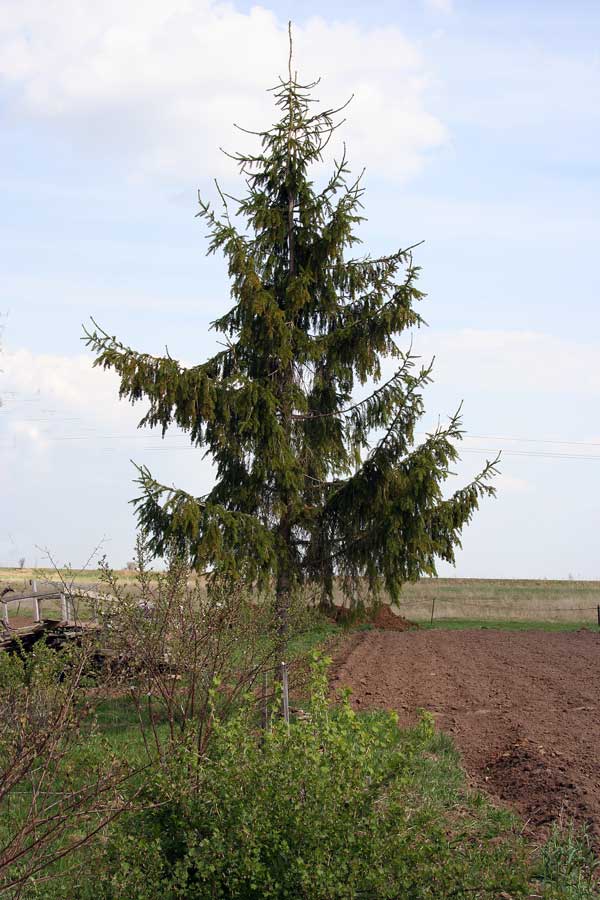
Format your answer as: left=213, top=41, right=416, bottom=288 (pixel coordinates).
left=417, top=617, right=597, bottom=632
left=292, top=614, right=597, bottom=635
left=93, top=696, right=141, bottom=731
left=533, top=820, right=599, bottom=899
left=287, top=620, right=340, bottom=655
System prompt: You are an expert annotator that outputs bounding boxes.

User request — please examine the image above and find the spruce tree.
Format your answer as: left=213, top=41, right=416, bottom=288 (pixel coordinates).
left=85, top=37, right=498, bottom=618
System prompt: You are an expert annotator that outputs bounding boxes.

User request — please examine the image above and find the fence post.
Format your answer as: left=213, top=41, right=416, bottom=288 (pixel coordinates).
left=280, top=661, right=290, bottom=726
left=430, top=597, right=436, bottom=625
left=597, top=605, right=600, bottom=631
left=261, top=671, right=269, bottom=731
left=1, top=602, right=8, bottom=628
left=60, top=593, right=68, bottom=622
left=31, top=579, right=41, bottom=623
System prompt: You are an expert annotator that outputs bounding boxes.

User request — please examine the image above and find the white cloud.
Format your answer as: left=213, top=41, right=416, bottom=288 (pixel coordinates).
left=0, top=347, right=215, bottom=567
left=424, top=0, right=453, bottom=12
left=415, top=329, right=600, bottom=396
left=0, top=419, right=51, bottom=496
left=0, top=2, right=446, bottom=182
left=0, top=347, right=214, bottom=482
left=1, top=349, right=135, bottom=428
left=4, top=329, right=598, bottom=497
left=436, top=37, right=600, bottom=136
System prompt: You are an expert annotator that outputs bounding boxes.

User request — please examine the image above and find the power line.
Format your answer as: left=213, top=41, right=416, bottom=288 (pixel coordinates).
left=3, top=401, right=600, bottom=461
left=461, top=447, right=600, bottom=462
left=4, top=411, right=600, bottom=450
left=462, top=433, right=600, bottom=449
left=2, top=431, right=600, bottom=461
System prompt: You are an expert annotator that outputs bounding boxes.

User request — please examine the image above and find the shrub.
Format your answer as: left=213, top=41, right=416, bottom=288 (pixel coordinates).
left=0, top=640, right=133, bottom=895
left=0, top=544, right=301, bottom=898
left=97, top=544, right=295, bottom=760
left=81, top=658, right=529, bottom=900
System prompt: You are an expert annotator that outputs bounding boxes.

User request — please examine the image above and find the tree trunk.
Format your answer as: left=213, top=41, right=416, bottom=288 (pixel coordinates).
left=318, top=592, right=336, bottom=617
left=275, top=517, right=292, bottom=658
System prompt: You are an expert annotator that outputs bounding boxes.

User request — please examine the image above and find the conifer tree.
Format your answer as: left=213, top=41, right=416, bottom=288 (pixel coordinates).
left=85, top=33, right=498, bottom=618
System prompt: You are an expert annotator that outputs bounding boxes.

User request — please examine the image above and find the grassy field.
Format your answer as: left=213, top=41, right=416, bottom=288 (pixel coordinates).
left=391, top=577, right=600, bottom=626
left=0, top=566, right=139, bottom=590
left=2, top=568, right=599, bottom=628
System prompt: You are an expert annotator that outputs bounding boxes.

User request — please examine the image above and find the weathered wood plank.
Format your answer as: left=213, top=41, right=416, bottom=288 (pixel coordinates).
left=1, top=587, right=113, bottom=605
left=1, top=589, right=62, bottom=603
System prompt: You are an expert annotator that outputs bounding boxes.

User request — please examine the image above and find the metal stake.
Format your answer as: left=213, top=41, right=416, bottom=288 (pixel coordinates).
left=281, top=661, right=290, bottom=725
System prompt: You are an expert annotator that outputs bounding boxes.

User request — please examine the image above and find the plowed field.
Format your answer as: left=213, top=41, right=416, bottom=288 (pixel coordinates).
left=331, top=628, right=600, bottom=847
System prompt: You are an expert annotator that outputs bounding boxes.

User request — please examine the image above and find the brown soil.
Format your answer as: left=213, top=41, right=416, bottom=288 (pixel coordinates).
left=333, top=604, right=416, bottom=632
left=331, top=628, right=600, bottom=848
left=371, top=605, right=417, bottom=631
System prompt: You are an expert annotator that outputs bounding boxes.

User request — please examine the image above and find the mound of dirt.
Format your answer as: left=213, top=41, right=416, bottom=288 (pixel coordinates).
left=484, top=741, right=585, bottom=829
left=333, top=604, right=417, bottom=632
left=371, top=605, right=417, bottom=632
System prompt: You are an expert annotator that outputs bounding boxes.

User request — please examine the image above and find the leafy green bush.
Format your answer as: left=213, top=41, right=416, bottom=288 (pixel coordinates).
left=77, top=658, right=529, bottom=900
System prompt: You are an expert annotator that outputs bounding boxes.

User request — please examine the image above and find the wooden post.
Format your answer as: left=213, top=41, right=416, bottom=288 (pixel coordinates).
left=280, top=661, right=290, bottom=726
left=261, top=671, right=269, bottom=731
left=60, top=593, right=68, bottom=622
left=430, top=597, right=436, bottom=625
left=597, top=604, right=600, bottom=630
left=31, top=579, right=41, bottom=623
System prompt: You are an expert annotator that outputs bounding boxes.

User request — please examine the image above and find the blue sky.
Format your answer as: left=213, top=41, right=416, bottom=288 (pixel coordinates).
left=1, top=0, right=599, bottom=578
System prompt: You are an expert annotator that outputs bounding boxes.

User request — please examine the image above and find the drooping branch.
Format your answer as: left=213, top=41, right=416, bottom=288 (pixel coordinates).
left=306, top=416, right=499, bottom=600
left=83, top=321, right=287, bottom=450
left=133, top=466, right=278, bottom=585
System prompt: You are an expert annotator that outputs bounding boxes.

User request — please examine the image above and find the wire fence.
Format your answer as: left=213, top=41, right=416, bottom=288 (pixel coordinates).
left=395, top=595, right=600, bottom=626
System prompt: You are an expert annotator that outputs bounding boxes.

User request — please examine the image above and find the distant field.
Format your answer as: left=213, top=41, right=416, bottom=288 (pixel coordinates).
left=1, top=569, right=599, bottom=627
left=392, top=577, right=600, bottom=626
left=0, top=567, right=140, bottom=623
left=0, top=567, right=139, bottom=588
